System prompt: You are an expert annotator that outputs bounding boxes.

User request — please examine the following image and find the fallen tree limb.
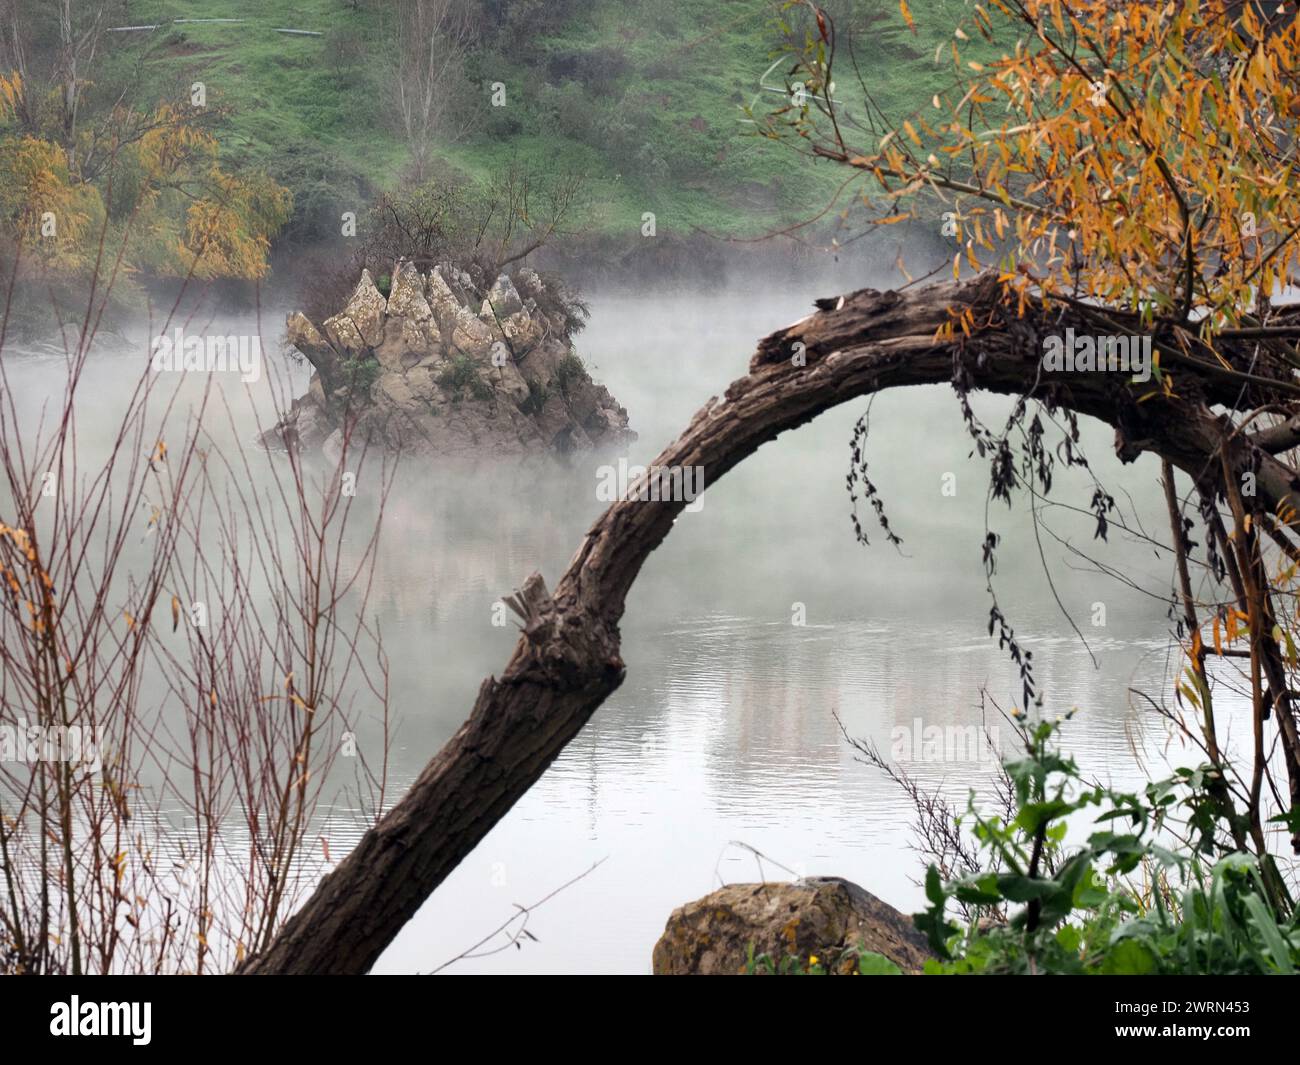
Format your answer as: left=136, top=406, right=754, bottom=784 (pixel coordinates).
left=241, top=271, right=1300, bottom=974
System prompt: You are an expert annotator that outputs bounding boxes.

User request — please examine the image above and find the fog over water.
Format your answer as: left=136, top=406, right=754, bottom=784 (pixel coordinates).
left=5, top=271, right=1260, bottom=974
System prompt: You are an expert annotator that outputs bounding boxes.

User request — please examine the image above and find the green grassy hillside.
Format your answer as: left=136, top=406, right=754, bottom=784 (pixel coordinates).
left=93, top=0, right=999, bottom=253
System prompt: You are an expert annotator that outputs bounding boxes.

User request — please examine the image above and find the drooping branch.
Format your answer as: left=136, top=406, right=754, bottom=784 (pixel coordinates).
left=242, top=271, right=1300, bottom=974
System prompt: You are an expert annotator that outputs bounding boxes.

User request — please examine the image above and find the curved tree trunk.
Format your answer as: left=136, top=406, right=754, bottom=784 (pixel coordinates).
left=241, top=272, right=1300, bottom=974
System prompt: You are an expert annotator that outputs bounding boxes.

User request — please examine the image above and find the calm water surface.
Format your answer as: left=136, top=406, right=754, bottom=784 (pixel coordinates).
left=6, top=281, right=1254, bottom=974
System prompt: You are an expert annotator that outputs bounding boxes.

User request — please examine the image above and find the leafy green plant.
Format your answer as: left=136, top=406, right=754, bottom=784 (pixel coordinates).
left=437, top=353, right=493, bottom=403
left=916, top=718, right=1300, bottom=975
left=553, top=351, right=585, bottom=397
left=341, top=353, right=382, bottom=395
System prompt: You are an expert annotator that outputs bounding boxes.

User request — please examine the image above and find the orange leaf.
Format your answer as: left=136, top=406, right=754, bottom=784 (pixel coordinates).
left=899, top=0, right=916, bottom=34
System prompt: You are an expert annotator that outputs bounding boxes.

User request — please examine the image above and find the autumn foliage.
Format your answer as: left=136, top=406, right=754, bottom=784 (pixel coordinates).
left=0, top=70, right=290, bottom=289
left=762, top=0, right=1300, bottom=893
left=767, top=1, right=1300, bottom=336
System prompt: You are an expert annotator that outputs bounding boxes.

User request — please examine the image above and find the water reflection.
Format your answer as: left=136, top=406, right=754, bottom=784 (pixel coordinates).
left=4, top=284, right=1253, bottom=974
left=363, top=289, right=1244, bottom=973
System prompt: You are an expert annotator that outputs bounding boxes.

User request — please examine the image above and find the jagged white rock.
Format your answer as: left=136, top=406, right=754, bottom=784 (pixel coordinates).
left=264, top=263, right=635, bottom=461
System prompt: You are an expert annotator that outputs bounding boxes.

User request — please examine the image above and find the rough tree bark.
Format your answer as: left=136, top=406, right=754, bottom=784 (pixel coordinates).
left=241, top=271, right=1300, bottom=973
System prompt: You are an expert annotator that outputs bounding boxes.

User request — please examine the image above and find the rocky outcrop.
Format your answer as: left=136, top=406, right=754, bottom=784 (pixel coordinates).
left=651, top=878, right=931, bottom=975
left=264, top=263, right=635, bottom=459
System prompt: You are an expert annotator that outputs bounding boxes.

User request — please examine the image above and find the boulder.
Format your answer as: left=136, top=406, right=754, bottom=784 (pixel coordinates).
left=485, top=273, right=525, bottom=317
left=517, top=337, right=569, bottom=388
left=386, top=261, right=433, bottom=322
left=322, top=269, right=386, bottom=355
left=375, top=314, right=439, bottom=373
left=286, top=311, right=328, bottom=355
left=448, top=306, right=494, bottom=356
left=499, top=310, right=544, bottom=353
left=651, top=878, right=931, bottom=975
left=482, top=359, right=531, bottom=406
left=307, top=375, right=327, bottom=408
left=426, top=268, right=464, bottom=328
left=293, top=400, right=333, bottom=450
left=322, top=314, right=364, bottom=354
left=431, top=263, right=475, bottom=309
left=375, top=372, right=417, bottom=412
left=404, top=364, right=441, bottom=401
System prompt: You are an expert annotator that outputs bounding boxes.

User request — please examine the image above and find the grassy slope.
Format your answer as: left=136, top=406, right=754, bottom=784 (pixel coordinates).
left=98, top=0, right=1004, bottom=246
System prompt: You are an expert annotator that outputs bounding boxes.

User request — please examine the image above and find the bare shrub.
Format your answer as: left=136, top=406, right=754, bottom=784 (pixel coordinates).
left=0, top=210, right=391, bottom=975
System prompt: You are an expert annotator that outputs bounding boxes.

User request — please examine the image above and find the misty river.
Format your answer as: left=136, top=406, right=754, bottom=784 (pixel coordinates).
left=5, top=273, right=1251, bottom=974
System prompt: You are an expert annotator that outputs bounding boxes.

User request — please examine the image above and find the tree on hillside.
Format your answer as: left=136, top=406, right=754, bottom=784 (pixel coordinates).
left=230, top=0, right=1300, bottom=973
left=298, top=157, right=587, bottom=320
left=0, top=14, right=293, bottom=338
left=391, top=0, right=478, bottom=181
left=0, top=0, right=105, bottom=149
